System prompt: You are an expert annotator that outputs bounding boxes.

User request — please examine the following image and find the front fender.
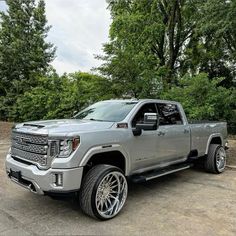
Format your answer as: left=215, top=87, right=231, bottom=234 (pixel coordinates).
left=79, top=144, right=130, bottom=176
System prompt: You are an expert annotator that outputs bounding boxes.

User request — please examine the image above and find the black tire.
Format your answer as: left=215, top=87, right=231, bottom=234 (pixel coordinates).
left=79, top=164, right=128, bottom=220
left=204, top=144, right=226, bottom=174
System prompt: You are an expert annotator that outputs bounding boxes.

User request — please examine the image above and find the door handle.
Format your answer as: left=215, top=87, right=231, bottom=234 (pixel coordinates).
left=158, top=131, right=165, bottom=136
left=184, top=129, right=189, bottom=134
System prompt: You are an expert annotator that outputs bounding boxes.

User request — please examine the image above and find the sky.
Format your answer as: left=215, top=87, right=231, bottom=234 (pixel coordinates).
left=0, top=0, right=111, bottom=75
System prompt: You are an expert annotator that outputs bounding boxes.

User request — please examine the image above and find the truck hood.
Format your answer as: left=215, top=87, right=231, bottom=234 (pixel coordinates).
left=14, top=119, right=114, bottom=136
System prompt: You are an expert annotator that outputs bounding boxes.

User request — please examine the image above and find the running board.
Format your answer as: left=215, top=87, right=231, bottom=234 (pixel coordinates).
left=131, top=163, right=193, bottom=183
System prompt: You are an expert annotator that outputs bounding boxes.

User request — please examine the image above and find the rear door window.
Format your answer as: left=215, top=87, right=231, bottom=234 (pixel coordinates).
left=157, top=103, right=183, bottom=125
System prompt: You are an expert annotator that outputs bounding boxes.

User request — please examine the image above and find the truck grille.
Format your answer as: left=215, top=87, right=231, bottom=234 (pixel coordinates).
left=12, top=131, right=48, bottom=145
left=11, top=131, right=49, bottom=168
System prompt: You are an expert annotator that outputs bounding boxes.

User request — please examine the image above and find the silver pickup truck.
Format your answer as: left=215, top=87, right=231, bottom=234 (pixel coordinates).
left=5, top=99, right=228, bottom=220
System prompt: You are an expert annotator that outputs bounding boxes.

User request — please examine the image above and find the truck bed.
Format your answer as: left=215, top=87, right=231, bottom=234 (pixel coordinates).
left=189, top=121, right=227, bottom=157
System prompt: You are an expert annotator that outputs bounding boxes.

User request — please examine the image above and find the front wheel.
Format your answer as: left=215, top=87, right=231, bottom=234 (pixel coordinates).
left=205, top=144, right=226, bottom=174
left=79, top=164, right=128, bottom=220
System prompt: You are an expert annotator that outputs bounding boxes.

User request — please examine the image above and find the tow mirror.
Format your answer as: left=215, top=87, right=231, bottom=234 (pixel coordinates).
left=133, top=113, right=159, bottom=136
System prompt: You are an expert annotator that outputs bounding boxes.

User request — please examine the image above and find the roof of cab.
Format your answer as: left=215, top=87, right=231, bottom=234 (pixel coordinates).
left=100, top=98, right=180, bottom=105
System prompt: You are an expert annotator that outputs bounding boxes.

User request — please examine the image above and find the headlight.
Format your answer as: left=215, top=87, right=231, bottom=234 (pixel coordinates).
left=58, top=137, right=80, bottom=158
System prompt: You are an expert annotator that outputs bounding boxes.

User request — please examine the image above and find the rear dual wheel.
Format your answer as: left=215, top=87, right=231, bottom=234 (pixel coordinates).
left=79, top=164, right=128, bottom=220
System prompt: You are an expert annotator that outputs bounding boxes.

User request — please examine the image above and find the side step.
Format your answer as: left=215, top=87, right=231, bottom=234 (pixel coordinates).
left=131, top=163, right=193, bottom=183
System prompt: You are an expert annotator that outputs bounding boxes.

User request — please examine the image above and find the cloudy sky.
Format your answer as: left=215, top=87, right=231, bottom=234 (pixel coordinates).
left=0, top=0, right=111, bottom=75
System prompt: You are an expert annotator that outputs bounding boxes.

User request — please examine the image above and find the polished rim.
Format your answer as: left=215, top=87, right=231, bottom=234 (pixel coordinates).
left=95, top=171, right=128, bottom=219
left=216, top=147, right=226, bottom=172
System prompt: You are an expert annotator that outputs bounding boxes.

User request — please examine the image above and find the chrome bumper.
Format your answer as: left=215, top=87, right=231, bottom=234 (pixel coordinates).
left=5, top=154, right=83, bottom=195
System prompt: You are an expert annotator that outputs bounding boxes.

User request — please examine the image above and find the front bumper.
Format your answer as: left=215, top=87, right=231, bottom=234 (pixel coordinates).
left=5, top=154, right=83, bottom=195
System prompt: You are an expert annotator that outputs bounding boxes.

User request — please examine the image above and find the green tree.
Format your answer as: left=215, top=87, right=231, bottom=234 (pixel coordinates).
left=98, top=0, right=236, bottom=95
left=11, top=72, right=115, bottom=122
left=97, top=0, right=200, bottom=94
left=182, top=0, right=236, bottom=88
left=69, top=72, right=115, bottom=110
left=0, top=0, right=55, bottom=119
left=200, top=0, right=236, bottom=61
left=161, top=73, right=236, bottom=122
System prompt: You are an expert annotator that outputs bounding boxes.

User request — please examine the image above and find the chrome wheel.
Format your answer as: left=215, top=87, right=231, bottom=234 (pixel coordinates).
left=95, top=171, right=128, bottom=219
left=216, top=147, right=226, bottom=172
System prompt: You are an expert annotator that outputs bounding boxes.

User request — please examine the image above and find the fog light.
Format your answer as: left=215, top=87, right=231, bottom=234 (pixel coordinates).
left=54, top=173, right=63, bottom=186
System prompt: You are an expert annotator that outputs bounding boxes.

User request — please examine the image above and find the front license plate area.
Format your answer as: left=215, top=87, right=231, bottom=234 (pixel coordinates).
left=10, top=169, right=22, bottom=181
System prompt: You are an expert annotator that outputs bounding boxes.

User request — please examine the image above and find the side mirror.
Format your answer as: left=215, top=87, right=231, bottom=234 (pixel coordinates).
left=133, top=113, right=159, bottom=136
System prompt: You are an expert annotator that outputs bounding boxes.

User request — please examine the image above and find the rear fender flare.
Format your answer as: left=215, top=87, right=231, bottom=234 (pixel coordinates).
left=205, top=134, right=223, bottom=155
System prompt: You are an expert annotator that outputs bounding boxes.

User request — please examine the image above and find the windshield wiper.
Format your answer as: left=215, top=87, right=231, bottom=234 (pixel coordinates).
left=89, top=118, right=114, bottom=122
left=89, top=118, right=103, bottom=121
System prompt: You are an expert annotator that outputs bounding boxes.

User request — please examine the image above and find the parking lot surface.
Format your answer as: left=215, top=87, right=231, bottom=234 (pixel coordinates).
left=0, top=124, right=236, bottom=235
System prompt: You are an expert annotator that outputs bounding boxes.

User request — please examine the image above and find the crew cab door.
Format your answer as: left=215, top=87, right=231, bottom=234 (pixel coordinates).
left=130, top=103, right=160, bottom=170
left=155, top=102, right=190, bottom=163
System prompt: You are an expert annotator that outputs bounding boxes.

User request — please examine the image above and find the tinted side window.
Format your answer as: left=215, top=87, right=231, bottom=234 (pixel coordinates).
left=157, top=103, right=183, bottom=125
left=132, top=103, right=157, bottom=127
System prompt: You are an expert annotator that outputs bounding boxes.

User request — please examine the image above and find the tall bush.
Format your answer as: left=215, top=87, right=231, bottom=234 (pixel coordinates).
left=161, top=73, right=236, bottom=122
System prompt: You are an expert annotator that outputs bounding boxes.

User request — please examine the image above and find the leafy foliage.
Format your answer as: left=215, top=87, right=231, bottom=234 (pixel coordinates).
left=97, top=0, right=201, bottom=92
left=0, top=0, right=55, bottom=119
left=161, top=73, right=236, bottom=121
left=182, top=0, right=236, bottom=87
left=10, top=72, right=115, bottom=121
left=98, top=0, right=236, bottom=91
left=0, top=0, right=235, bottom=131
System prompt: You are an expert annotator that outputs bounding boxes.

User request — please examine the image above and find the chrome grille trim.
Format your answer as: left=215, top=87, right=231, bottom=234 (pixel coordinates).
left=11, top=131, right=51, bottom=169
left=12, top=131, right=48, bottom=145
left=12, top=140, right=47, bottom=154
left=11, top=147, right=47, bottom=166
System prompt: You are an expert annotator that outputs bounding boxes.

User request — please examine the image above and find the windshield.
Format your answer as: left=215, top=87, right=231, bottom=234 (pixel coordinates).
left=74, top=101, right=137, bottom=122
